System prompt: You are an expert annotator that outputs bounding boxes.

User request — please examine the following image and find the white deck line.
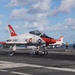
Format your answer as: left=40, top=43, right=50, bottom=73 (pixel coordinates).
left=0, top=61, right=75, bottom=73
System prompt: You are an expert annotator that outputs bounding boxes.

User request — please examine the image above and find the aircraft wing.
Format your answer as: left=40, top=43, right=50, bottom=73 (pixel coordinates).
left=0, top=41, right=45, bottom=46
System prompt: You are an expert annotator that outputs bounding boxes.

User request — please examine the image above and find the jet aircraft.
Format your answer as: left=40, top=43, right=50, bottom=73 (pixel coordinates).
left=0, top=24, right=63, bottom=55
left=0, top=25, right=47, bottom=55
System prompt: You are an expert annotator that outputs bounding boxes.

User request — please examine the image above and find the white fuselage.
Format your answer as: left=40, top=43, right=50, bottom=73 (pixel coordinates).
left=6, top=32, right=45, bottom=45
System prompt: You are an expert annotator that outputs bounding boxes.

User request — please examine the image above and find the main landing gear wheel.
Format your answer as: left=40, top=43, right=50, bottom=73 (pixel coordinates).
left=35, top=51, right=39, bottom=55
left=43, top=47, right=48, bottom=55
left=43, top=50, right=48, bottom=55
left=10, top=51, right=15, bottom=56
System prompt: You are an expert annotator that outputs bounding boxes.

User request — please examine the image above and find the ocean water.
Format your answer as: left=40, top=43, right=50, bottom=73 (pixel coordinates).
left=0, top=44, right=75, bottom=49
left=60, top=44, right=75, bottom=49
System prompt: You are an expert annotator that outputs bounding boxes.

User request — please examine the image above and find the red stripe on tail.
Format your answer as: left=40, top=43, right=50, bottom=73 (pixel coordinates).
left=8, top=24, right=17, bottom=37
left=58, top=36, right=63, bottom=42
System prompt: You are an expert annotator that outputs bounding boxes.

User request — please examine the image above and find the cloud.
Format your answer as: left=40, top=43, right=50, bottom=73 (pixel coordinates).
left=49, top=7, right=59, bottom=17
left=9, top=21, right=49, bottom=32
left=9, top=0, right=52, bottom=31
left=9, top=0, right=75, bottom=32
left=10, top=0, right=52, bottom=22
left=7, top=0, right=38, bottom=7
left=49, top=18, right=75, bottom=31
left=7, top=0, right=18, bottom=7
left=28, top=0, right=51, bottom=13
left=12, top=22, right=64, bottom=32
left=65, top=18, right=75, bottom=29
left=48, top=23, right=65, bottom=31
left=10, top=8, right=28, bottom=20
left=10, top=8, right=66, bottom=32
left=10, top=9, right=49, bottom=31
left=8, top=0, right=52, bottom=13
left=59, top=0, right=75, bottom=13
left=49, top=0, right=75, bottom=17
left=10, top=8, right=48, bottom=22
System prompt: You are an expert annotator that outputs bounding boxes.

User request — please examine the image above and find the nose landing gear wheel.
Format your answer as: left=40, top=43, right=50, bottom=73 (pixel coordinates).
left=10, top=45, right=16, bottom=56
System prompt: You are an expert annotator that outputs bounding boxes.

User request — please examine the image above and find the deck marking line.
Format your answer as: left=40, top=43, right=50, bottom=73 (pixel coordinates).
left=11, top=71, right=31, bottom=75
left=1, top=61, right=75, bottom=72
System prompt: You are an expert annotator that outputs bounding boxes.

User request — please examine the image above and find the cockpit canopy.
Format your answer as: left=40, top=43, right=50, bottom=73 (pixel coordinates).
left=29, top=30, right=52, bottom=38
left=29, top=30, right=42, bottom=36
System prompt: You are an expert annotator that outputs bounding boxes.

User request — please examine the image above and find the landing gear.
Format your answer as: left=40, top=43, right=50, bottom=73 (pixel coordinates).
left=12, top=45, right=17, bottom=51
left=35, top=46, right=48, bottom=55
left=35, top=51, right=39, bottom=55
left=35, top=46, right=39, bottom=55
left=10, top=51, right=15, bottom=56
left=43, top=50, right=48, bottom=55
left=43, top=47, right=48, bottom=55
left=9, top=45, right=16, bottom=56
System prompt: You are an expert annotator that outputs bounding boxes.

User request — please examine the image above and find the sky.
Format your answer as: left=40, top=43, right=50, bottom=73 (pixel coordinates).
left=0, top=0, right=75, bottom=44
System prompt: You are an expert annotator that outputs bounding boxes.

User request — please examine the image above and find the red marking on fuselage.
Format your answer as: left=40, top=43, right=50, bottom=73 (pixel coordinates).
left=0, top=42, right=6, bottom=45
left=41, top=37, right=56, bottom=45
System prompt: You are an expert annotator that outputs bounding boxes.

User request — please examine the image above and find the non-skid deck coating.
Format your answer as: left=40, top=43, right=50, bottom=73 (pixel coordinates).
left=0, top=48, right=75, bottom=75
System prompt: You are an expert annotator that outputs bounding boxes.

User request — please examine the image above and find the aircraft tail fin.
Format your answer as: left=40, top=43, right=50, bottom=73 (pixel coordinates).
left=57, top=36, right=63, bottom=42
left=8, top=24, right=17, bottom=37
left=54, top=36, right=64, bottom=47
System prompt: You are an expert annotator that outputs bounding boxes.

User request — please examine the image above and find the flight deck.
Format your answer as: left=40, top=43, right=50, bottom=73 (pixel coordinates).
left=0, top=48, right=75, bottom=75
